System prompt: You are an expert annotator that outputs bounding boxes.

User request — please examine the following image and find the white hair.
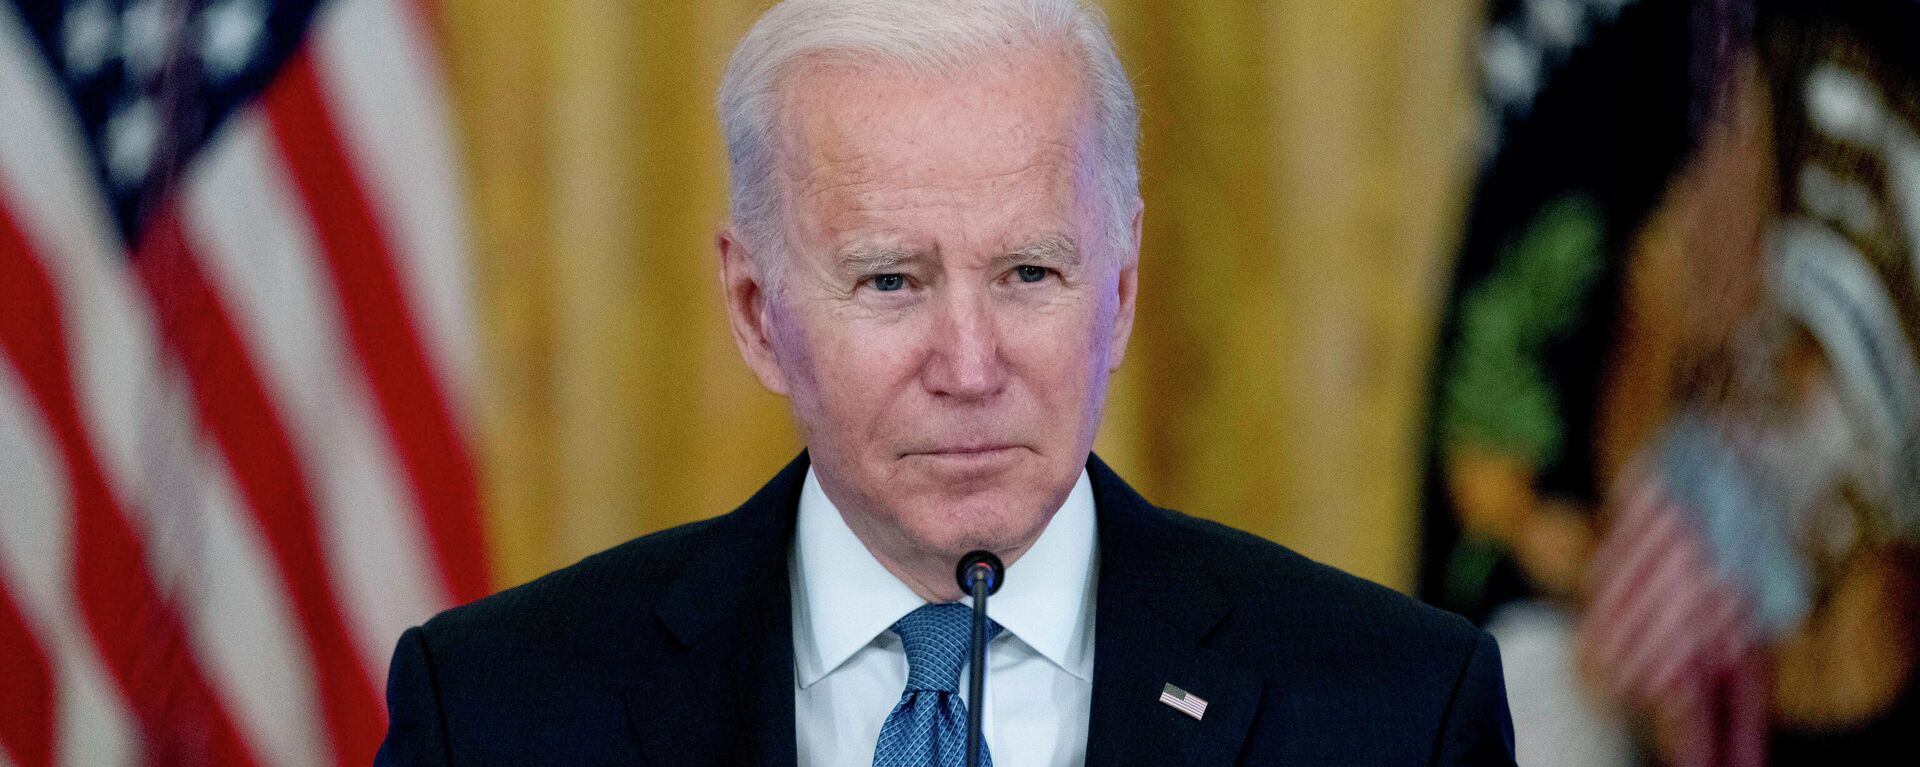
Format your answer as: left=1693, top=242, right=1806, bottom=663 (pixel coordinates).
left=717, top=0, right=1141, bottom=287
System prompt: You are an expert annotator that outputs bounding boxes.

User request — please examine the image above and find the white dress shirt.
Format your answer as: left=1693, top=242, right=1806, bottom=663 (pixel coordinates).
left=791, top=467, right=1098, bottom=767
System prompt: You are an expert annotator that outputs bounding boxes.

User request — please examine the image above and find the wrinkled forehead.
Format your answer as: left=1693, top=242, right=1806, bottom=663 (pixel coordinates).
left=769, top=47, right=1101, bottom=224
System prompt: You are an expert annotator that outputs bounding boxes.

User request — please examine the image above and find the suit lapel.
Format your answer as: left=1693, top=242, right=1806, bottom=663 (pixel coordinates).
left=623, top=453, right=807, bottom=766
left=1084, top=455, right=1262, bottom=766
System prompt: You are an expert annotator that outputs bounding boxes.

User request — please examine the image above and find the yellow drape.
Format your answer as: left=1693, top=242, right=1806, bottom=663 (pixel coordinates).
left=437, top=1, right=1483, bottom=593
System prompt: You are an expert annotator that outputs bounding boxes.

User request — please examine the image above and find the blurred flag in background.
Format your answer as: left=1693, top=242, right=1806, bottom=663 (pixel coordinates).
left=0, top=0, right=484, bottom=764
left=1424, top=0, right=1920, bottom=765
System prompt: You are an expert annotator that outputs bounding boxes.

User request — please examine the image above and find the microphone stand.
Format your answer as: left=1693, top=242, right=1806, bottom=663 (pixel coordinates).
left=957, top=551, right=1004, bottom=767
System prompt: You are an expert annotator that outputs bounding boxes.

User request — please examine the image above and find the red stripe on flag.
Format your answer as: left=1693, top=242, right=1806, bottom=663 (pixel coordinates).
left=0, top=580, right=53, bottom=767
left=1583, top=467, right=1769, bottom=767
left=1619, top=533, right=1719, bottom=693
left=133, top=210, right=383, bottom=766
left=263, top=54, right=490, bottom=604
left=1587, top=517, right=1685, bottom=672
left=0, top=203, right=257, bottom=766
left=1585, top=485, right=1673, bottom=621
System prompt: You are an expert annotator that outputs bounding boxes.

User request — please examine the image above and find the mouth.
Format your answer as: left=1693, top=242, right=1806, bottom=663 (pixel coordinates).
left=909, top=443, right=1023, bottom=457
left=918, top=444, right=1020, bottom=455
left=901, top=444, right=1029, bottom=472
left=899, top=445, right=1028, bottom=481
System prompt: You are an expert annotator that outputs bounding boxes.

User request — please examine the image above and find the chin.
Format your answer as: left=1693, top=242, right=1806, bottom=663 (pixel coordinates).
left=896, top=487, right=1053, bottom=559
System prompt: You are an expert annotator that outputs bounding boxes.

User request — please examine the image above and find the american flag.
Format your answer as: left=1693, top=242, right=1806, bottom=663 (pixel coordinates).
left=1581, top=458, right=1769, bottom=767
left=1158, top=683, right=1207, bottom=721
left=0, top=0, right=486, bottom=764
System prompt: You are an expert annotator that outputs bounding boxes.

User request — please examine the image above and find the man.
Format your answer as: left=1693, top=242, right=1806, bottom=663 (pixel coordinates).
left=377, top=1, right=1517, bottom=764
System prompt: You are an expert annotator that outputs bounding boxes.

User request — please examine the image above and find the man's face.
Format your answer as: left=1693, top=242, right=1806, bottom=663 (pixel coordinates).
left=722, top=46, right=1138, bottom=575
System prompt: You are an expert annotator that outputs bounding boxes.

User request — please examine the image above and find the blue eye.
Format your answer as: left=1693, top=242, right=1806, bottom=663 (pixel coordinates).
left=1015, top=265, right=1049, bottom=283
left=871, top=273, right=906, bottom=292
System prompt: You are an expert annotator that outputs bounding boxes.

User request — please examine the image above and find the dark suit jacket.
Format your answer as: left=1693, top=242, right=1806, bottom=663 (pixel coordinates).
left=377, top=453, right=1516, bottom=765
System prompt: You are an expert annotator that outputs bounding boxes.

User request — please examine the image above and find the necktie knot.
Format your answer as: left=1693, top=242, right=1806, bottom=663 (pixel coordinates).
left=891, top=603, right=1001, bottom=694
left=875, top=603, right=1002, bottom=766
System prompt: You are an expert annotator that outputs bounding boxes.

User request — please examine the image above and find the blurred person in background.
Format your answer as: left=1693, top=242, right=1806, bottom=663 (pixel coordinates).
left=1423, top=0, right=1920, bottom=764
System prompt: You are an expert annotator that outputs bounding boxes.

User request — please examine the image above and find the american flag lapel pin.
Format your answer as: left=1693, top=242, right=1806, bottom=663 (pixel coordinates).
left=1159, top=683, right=1208, bottom=720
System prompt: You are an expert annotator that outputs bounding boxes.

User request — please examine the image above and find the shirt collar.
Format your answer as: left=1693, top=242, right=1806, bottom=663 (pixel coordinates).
left=789, top=466, right=1099, bottom=689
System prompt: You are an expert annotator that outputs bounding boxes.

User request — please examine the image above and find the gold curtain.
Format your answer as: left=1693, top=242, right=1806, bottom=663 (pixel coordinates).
left=436, top=1, right=1484, bottom=592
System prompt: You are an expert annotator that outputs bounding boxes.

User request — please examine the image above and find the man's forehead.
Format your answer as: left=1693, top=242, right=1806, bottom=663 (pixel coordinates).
left=777, top=44, right=1089, bottom=116
left=774, top=50, right=1093, bottom=177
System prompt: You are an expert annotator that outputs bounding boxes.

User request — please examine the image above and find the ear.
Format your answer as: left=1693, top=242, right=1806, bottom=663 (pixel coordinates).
left=718, top=229, right=792, bottom=396
left=1105, top=204, right=1143, bottom=373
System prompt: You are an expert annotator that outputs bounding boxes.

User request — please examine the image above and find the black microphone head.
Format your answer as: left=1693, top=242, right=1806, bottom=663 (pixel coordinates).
left=955, top=550, right=1004, bottom=597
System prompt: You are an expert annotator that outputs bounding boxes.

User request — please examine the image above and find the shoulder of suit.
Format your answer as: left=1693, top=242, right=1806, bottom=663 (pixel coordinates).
left=1151, top=506, right=1485, bottom=662
left=412, top=507, right=750, bottom=652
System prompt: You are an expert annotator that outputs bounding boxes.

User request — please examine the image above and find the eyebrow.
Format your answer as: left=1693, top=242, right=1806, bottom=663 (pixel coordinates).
left=833, top=244, right=921, bottom=277
left=830, top=233, right=1082, bottom=276
left=997, top=234, right=1081, bottom=270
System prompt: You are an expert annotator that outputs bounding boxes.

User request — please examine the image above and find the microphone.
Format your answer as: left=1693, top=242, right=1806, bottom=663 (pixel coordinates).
left=955, top=550, right=1003, bottom=767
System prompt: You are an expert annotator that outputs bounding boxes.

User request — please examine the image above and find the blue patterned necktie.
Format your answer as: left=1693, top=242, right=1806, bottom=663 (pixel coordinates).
left=872, top=603, right=1004, bottom=767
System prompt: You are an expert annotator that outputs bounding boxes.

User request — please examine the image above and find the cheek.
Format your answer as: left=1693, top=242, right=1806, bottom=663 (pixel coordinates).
left=1003, top=308, right=1106, bottom=400
left=790, top=315, right=927, bottom=423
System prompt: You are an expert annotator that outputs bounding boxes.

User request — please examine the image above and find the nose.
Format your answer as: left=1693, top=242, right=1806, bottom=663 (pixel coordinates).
left=921, top=286, right=1007, bottom=401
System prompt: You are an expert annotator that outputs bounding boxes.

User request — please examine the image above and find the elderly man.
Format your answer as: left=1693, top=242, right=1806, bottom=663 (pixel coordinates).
left=377, top=1, right=1516, bottom=764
